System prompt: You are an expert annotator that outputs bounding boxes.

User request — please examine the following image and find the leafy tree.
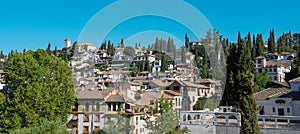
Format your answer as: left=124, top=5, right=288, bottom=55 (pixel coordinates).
left=9, top=120, right=69, bottom=134
left=285, top=50, right=300, bottom=83
left=193, top=97, right=207, bottom=110
left=1, top=49, right=75, bottom=130
left=255, top=71, right=272, bottom=92
left=124, top=46, right=135, bottom=58
left=102, top=114, right=134, bottom=134
left=146, top=97, right=182, bottom=134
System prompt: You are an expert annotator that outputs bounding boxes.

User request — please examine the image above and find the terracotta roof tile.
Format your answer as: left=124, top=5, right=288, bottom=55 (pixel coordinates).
left=254, top=87, right=290, bottom=100
left=255, top=56, right=265, bottom=59
left=163, top=90, right=182, bottom=96
left=289, top=77, right=300, bottom=83
left=77, top=89, right=104, bottom=99
left=105, top=94, right=125, bottom=102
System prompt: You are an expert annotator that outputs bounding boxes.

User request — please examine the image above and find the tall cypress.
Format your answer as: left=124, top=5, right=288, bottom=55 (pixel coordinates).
left=221, top=38, right=260, bottom=133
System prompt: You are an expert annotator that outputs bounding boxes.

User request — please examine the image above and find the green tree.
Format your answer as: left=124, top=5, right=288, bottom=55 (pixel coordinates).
left=102, top=114, right=134, bottom=134
left=144, top=50, right=151, bottom=71
left=255, top=71, right=272, bottom=92
left=46, top=43, right=51, bottom=55
left=181, top=46, right=186, bottom=64
left=255, top=34, right=264, bottom=57
left=161, top=53, right=168, bottom=72
left=100, top=41, right=107, bottom=50
left=110, top=43, right=115, bottom=56
left=193, top=97, right=207, bottom=110
left=221, top=38, right=260, bottom=133
left=124, top=46, right=135, bottom=58
left=201, top=48, right=210, bottom=78
left=120, top=38, right=124, bottom=48
left=9, top=120, right=69, bottom=134
left=0, top=50, right=4, bottom=58
left=1, top=49, right=75, bottom=131
left=185, top=33, right=189, bottom=48
left=146, top=97, right=183, bottom=134
left=267, top=30, right=276, bottom=53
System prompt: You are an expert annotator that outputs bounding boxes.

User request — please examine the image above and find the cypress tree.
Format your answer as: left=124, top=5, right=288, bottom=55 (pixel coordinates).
left=255, top=34, right=264, bottom=57
left=246, top=32, right=252, bottom=52
left=221, top=39, right=260, bottom=133
left=185, top=33, right=189, bottom=48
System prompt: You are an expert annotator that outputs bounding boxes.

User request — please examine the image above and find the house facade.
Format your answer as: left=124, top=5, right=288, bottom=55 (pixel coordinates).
left=255, top=56, right=291, bottom=82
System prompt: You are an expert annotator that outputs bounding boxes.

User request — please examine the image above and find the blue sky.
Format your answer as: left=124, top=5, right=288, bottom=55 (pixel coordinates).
left=0, top=0, right=299, bottom=54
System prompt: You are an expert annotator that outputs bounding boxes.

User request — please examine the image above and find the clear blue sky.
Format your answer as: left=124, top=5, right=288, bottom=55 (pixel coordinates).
left=0, top=0, right=299, bottom=54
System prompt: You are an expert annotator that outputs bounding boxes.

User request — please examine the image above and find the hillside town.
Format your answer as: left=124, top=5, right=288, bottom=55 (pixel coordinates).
left=54, top=33, right=300, bottom=133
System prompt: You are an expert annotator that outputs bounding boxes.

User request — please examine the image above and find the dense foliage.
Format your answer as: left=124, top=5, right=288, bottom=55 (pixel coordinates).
left=221, top=34, right=260, bottom=133
left=0, top=49, right=75, bottom=131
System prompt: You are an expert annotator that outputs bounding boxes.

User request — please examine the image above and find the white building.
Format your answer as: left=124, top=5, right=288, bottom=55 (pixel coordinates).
left=255, top=56, right=291, bottom=82
left=255, top=77, right=300, bottom=116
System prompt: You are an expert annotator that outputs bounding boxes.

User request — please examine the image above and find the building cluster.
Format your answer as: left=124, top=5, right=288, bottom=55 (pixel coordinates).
left=1, top=38, right=300, bottom=133
left=65, top=38, right=226, bottom=134
left=64, top=39, right=300, bottom=134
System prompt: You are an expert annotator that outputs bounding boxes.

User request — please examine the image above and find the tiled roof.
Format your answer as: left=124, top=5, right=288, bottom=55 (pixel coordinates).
left=105, top=94, right=125, bottom=102
left=265, top=61, right=288, bottom=68
left=196, top=79, right=216, bottom=84
left=140, top=92, right=162, bottom=105
left=289, top=77, right=300, bottom=83
left=163, top=90, right=182, bottom=96
left=150, top=79, right=173, bottom=88
left=101, top=89, right=115, bottom=98
left=254, top=87, right=290, bottom=100
left=77, top=89, right=104, bottom=99
left=176, top=80, right=210, bottom=89
left=279, top=91, right=300, bottom=100
left=255, top=56, right=265, bottom=59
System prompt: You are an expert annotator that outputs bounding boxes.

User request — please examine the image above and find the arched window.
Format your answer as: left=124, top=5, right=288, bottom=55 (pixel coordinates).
left=188, top=114, right=192, bottom=120
left=183, top=114, right=186, bottom=121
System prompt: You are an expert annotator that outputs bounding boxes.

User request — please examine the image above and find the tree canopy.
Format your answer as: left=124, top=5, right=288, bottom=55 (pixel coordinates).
left=0, top=49, right=75, bottom=131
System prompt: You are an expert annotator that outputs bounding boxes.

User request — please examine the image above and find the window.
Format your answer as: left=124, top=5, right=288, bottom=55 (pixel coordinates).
left=258, top=69, right=262, bottom=73
left=258, top=60, right=261, bottom=64
left=273, top=107, right=275, bottom=112
left=136, top=117, right=138, bottom=125
left=269, top=68, right=272, bottom=72
left=259, top=106, right=265, bottom=115
left=84, top=114, right=89, bottom=122
left=83, top=126, right=89, bottom=134
left=96, top=102, right=100, bottom=111
left=108, top=103, right=111, bottom=111
left=94, top=114, right=100, bottom=122
left=136, top=129, right=138, bottom=134
left=287, top=108, right=290, bottom=113
left=85, top=103, right=89, bottom=112
left=274, top=76, right=277, bottom=81
left=273, top=68, right=277, bottom=72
